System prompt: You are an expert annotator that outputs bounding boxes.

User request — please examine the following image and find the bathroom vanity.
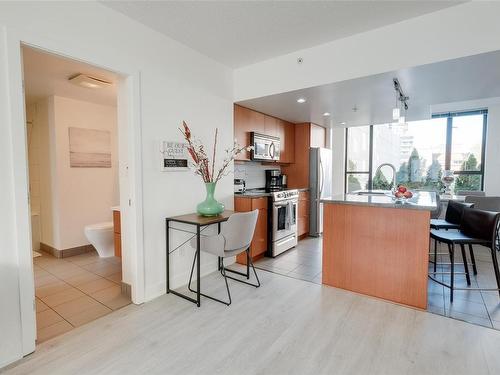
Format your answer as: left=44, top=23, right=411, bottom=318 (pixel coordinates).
left=112, top=207, right=122, bottom=257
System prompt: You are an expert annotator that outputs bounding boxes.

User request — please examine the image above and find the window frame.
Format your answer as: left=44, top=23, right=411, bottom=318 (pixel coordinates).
left=344, top=109, right=488, bottom=193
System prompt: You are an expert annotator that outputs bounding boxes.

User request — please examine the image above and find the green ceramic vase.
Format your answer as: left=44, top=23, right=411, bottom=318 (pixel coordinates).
left=197, top=182, right=224, bottom=216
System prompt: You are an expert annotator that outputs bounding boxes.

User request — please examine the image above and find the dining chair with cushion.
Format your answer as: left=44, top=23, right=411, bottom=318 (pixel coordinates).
left=429, top=200, right=474, bottom=272
left=464, top=196, right=500, bottom=212
left=188, top=210, right=260, bottom=306
left=430, top=207, right=500, bottom=302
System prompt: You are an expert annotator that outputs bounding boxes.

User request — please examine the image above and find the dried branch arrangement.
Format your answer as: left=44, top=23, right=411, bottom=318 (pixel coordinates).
left=179, top=121, right=252, bottom=183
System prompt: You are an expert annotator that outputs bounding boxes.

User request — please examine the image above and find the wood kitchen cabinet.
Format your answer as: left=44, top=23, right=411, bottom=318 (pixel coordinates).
left=234, top=104, right=265, bottom=161
left=234, top=104, right=295, bottom=164
left=277, top=119, right=295, bottom=164
left=281, top=123, right=327, bottom=188
left=113, top=210, right=122, bottom=257
left=234, top=196, right=268, bottom=264
left=264, top=115, right=278, bottom=138
left=297, top=191, right=310, bottom=238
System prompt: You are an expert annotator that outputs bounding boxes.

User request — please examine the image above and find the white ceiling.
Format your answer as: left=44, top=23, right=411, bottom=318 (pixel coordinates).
left=23, top=46, right=118, bottom=107
left=237, top=50, right=500, bottom=128
left=102, top=1, right=462, bottom=68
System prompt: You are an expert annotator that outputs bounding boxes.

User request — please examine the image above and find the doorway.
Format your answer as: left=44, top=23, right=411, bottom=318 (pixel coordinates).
left=22, top=46, right=133, bottom=343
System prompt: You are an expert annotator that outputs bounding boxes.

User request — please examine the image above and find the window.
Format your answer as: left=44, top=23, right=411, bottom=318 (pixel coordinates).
left=345, top=110, right=487, bottom=193
left=345, top=126, right=371, bottom=193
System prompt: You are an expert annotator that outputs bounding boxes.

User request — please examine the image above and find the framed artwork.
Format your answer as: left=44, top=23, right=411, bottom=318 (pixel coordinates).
left=160, top=141, right=189, bottom=171
left=68, top=127, right=111, bottom=168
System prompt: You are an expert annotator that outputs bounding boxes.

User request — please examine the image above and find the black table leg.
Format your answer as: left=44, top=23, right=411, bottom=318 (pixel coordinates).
left=197, top=225, right=201, bottom=307
left=166, top=219, right=170, bottom=293
left=218, top=222, right=222, bottom=271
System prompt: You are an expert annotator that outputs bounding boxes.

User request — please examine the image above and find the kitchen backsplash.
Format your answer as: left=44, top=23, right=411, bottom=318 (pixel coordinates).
left=234, top=162, right=280, bottom=189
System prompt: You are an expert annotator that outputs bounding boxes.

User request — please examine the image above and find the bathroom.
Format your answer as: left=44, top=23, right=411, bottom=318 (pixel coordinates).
left=24, top=46, right=131, bottom=343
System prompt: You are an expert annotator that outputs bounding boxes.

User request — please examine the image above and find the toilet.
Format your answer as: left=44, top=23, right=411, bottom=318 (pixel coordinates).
left=84, top=222, right=114, bottom=257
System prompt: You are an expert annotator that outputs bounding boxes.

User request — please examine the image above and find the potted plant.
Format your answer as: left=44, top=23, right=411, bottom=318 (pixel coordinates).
left=180, top=121, right=251, bottom=216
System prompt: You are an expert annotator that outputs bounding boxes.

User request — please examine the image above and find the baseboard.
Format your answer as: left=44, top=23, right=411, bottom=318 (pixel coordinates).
left=40, top=242, right=95, bottom=258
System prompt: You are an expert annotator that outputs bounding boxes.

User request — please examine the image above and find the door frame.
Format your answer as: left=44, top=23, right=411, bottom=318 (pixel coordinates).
left=4, top=30, right=145, bottom=356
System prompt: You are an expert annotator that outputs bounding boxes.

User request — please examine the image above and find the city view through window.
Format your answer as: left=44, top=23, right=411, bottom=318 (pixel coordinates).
left=346, top=112, right=486, bottom=193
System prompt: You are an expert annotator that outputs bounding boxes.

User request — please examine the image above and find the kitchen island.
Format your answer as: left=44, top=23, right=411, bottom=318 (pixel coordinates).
left=321, top=191, right=437, bottom=310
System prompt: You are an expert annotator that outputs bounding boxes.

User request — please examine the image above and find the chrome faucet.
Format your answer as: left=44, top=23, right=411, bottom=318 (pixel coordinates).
left=375, top=163, right=397, bottom=190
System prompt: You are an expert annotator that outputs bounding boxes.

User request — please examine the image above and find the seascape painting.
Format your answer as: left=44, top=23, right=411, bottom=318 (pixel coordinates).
left=68, top=127, right=111, bottom=168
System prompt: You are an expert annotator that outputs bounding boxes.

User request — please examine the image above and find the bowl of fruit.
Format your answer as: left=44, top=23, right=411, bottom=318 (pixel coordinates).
left=393, top=185, right=413, bottom=201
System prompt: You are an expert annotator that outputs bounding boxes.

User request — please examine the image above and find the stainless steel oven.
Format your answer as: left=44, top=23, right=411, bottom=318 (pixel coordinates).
left=270, top=190, right=298, bottom=257
left=251, top=132, right=280, bottom=161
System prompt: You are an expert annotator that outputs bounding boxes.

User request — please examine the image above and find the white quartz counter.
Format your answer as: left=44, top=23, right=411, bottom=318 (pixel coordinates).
left=321, top=191, right=437, bottom=211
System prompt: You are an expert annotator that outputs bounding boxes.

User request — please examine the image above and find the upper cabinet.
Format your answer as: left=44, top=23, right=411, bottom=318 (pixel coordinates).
left=264, top=115, right=278, bottom=138
left=234, top=104, right=295, bottom=163
left=281, top=123, right=328, bottom=188
left=310, top=123, right=326, bottom=148
left=234, top=105, right=264, bottom=161
left=278, top=119, right=295, bottom=164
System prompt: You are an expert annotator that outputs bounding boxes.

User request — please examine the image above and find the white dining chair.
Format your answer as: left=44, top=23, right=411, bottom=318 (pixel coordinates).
left=188, top=210, right=260, bottom=305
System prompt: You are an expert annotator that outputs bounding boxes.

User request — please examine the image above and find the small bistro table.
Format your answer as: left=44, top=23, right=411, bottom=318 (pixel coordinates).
left=165, top=210, right=234, bottom=307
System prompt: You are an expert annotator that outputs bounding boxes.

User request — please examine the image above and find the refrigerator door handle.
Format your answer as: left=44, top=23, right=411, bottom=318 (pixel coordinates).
left=319, top=157, right=324, bottom=197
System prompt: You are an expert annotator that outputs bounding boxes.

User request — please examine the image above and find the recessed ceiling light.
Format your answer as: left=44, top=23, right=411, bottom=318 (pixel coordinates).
left=340, top=122, right=346, bottom=126
left=323, top=112, right=330, bottom=117
left=297, top=98, right=306, bottom=103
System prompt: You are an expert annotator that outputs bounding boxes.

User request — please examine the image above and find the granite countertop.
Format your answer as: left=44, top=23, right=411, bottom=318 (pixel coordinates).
left=321, top=191, right=437, bottom=211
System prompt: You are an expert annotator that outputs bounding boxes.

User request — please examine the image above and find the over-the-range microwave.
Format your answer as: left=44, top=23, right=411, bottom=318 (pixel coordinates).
left=251, top=132, right=281, bottom=161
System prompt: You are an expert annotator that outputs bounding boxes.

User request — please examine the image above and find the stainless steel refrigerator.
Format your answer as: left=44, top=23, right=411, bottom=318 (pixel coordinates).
left=309, top=147, right=332, bottom=237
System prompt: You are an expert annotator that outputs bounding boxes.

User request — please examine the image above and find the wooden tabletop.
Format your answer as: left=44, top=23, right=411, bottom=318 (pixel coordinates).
left=166, top=210, right=234, bottom=226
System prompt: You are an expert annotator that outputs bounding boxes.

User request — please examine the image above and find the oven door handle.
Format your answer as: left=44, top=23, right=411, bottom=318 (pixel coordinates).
left=274, top=202, right=288, bottom=207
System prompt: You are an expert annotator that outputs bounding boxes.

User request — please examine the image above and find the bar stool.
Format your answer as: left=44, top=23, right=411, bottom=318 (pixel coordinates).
left=429, top=200, right=474, bottom=273
left=430, top=207, right=500, bottom=302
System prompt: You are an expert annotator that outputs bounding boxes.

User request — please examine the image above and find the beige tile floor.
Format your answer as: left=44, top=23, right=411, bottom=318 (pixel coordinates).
left=33, top=252, right=131, bottom=343
left=255, top=236, right=500, bottom=330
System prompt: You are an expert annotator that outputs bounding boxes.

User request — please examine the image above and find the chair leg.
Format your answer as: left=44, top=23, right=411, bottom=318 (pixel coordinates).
left=468, top=244, right=478, bottom=275
left=460, top=244, right=471, bottom=286
left=223, top=249, right=261, bottom=288
left=220, top=259, right=232, bottom=305
left=469, top=244, right=477, bottom=275
left=248, top=251, right=261, bottom=288
left=490, top=245, right=500, bottom=298
left=449, top=243, right=454, bottom=303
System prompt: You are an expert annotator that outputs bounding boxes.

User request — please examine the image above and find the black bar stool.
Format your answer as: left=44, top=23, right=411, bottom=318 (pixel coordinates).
left=429, top=200, right=474, bottom=273
left=429, top=207, right=500, bottom=302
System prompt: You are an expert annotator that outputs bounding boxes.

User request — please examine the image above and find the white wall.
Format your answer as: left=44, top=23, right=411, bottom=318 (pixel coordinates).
left=50, top=96, right=119, bottom=250
left=0, top=28, right=25, bottom=369
left=234, top=2, right=500, bottom=101
left=0, top=2, right=233, bottom=367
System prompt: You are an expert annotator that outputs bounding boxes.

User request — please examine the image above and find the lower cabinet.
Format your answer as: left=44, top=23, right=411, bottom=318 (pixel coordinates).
left=234, top=196, right=268, bottom=265
left=298, top=191, right=310, bottom=238
left=113, top=210, right=122, bottom=257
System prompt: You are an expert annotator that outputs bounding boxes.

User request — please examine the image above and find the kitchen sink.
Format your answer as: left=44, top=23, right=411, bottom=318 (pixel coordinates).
left=354, top=190, right=391, bottom=196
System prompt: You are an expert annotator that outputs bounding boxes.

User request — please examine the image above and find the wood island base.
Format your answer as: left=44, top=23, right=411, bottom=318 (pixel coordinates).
left=322, top=202, right=430, bottom=310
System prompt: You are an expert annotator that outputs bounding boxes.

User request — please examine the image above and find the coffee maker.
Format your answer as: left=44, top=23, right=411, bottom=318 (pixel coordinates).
left=265, top=170, right=283, bottom=192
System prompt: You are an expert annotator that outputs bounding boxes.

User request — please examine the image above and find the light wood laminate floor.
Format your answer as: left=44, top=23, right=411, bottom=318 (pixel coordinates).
left=5, top=269, right=500, bottom=374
